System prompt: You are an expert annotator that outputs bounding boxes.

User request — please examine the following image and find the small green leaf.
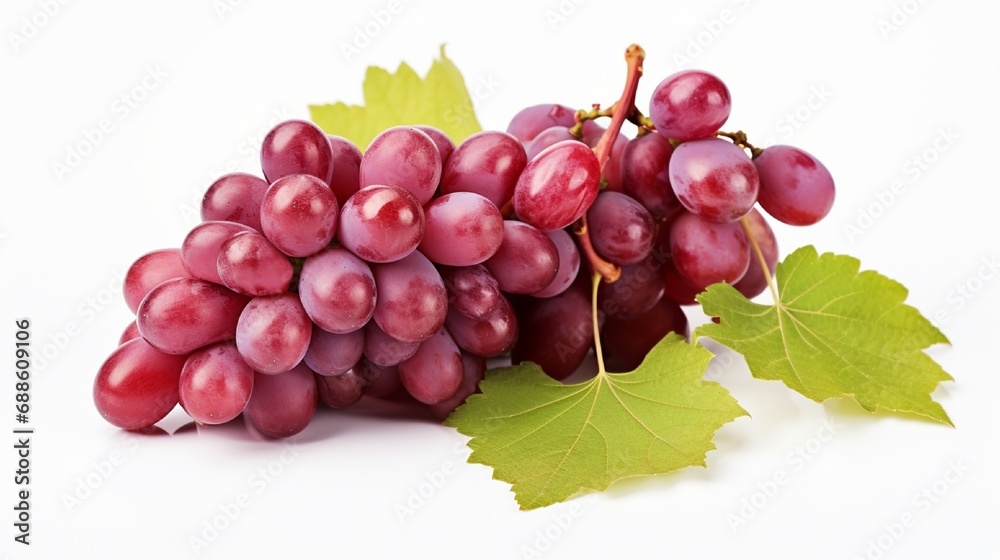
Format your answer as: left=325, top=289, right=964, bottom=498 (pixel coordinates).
left=445, top=335, right=747, bottom=510
left=696, top=245, right=953, bottom=425
left=309, top=45, right=482, bottom=150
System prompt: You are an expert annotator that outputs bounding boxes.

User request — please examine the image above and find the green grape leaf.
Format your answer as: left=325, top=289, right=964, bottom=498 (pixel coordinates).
left=445, top=335, right=747, bottom=510
left=696, top=245, right=953, bottom=425
left=309, top=45, right=481, bottom=150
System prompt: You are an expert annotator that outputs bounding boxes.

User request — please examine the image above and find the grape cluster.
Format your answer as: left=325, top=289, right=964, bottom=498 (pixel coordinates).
left=93, top=67, right=835, bottom=439
left=507, top=70, right=834, bottom=377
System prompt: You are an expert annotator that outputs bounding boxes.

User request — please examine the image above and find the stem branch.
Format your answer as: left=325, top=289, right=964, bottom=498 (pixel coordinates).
left=717, top=130, right=764, bottom=158
left=591, top=272, right=607, bottom=377
left=575, top=220, right=620, bottom=282
left=592, top=44, right=645, bottom=170
left=574, top=44, right=646, bottom=283
left=740, top=217, right=779, bottom=302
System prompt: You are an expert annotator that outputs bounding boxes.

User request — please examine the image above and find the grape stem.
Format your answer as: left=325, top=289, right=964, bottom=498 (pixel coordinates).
left=569, top=103, right=617, bottom=138
left=592, top=44, right=645, bottom=171
left=573, top=44, right=646, bottom=285
left=739, top=216, right=779, bottom=302
left=591, top=272, right=607, bottom=377
left=574, top=220, right=620, bottom=282
left=633, top=113, right=656, bottom=135
left=716, top=130, right=764, bottom=159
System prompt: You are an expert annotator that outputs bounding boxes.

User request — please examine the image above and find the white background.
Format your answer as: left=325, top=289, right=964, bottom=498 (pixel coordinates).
left=2, top=0, right=998, bottom=558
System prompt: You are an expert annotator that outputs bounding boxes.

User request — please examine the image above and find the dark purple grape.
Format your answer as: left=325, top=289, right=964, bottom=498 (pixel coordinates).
left=601, top=296, right=689, bottom=372
left=315, top=367, right=366, bottom=409
left=511, top=283, right=592, bottom=380
left=587, top=192, right=655, bottom=265
left=621, top=132, right=680, bottom=219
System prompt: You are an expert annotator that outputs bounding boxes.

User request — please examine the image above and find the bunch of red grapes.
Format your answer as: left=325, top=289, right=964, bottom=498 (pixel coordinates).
left=94, top=69, right=835, bottom=438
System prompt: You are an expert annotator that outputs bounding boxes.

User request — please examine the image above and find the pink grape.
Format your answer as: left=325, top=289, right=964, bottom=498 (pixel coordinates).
left=649, top=70, right=731, bottom=141
left=419, top=192, right=504, bottom=266
left=137, top=278, right=250, bottom=355
left=123, top=248, right=189, bottom=314
left=581, top=123, right=607, bottom=147
left=304, top=326, right=364, bottom=376
left=327, top=135, right=363, bottom=207
left=398, top=328, right=463, bottom=404
left=439, top=265, right=504, bottom=320
left=371, top=250, right=447, bottom=343
left=363, top=321, right=420, bottom=367
left=506, top=103, right=577, bottom=143
left=235, top=293, right=312, bottom=374
left=531, top=229, right=580, bottom=298
left=445, top=295, right=518, bottom=358
left=513, top=140, right=601, bottom=232
left=754, top=145, right=835, bottom=226
left=669, top=211, right=750, bottom=291
left=414, top=126, right=456, bottom=166
left=201, top=173, right=269, bottom=232
left=525, top=126, right=576, bottom=161
left=337, top=184, right=425, bottom=263
left=178, top=341, right=254, bottom=425
left=260, top=119, right=334, bottom=185
left=246, top=364, right=317, bottom=439
left=428, top=352, right=486, bottom=418
left=439, top=131, right=527, bottom=208
left=216, top=230, right=294, bottom=296
left=359, top=126, right=442, bottom=205
left=93, top=338, right=185, bottom=430
left=483, top=221, right=559, bottom=294
left=668, top=138, right=759, bottom=223
left=118, top=320, right=141, bottom=346
left=653, top=220, right=700, bottom=306
left=181, top=221, right=255, bottom=285
left=260, top=174, right=339, bottom=258
left=298, top=247, right=376, bottom=333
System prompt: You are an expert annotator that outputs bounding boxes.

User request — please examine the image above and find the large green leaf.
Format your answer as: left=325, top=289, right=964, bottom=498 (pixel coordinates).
left=446, top=335, right=747, bottom=510
left=696, top=245, right=953, bottom=424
